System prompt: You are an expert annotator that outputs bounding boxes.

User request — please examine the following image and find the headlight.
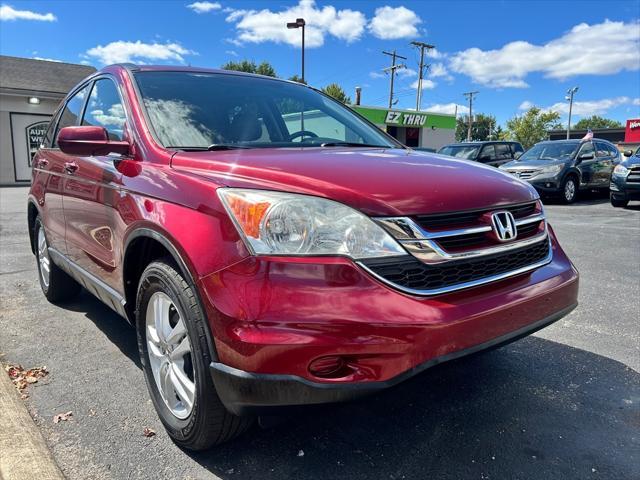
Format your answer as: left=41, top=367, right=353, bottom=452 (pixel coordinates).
left=218, top=188, right=406, bottom=259
left=613, top=164, right=629, bottom=176
left=539, top=164, right=563, bottom=175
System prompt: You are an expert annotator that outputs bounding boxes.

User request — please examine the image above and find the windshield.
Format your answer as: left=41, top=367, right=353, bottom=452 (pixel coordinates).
left=438, top=145, right=480, bottom=159
left=519, top=143, right=579, bottom=161
left=134, top=71, right=396, bottom=150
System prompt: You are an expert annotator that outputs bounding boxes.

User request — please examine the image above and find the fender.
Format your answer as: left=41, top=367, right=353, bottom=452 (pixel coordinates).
left=122, top=226, right=219, bottom=361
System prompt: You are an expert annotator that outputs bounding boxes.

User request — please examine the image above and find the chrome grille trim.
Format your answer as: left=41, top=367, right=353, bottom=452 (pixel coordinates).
left=358, top=238, right=553, bottom=296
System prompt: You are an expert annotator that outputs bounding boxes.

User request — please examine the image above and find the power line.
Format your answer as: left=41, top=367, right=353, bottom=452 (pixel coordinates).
left=463, top=91, right=479, bottom=141
left=410, top=41, right=435, bottom=111
left=382, top=50, right=407, bottom=108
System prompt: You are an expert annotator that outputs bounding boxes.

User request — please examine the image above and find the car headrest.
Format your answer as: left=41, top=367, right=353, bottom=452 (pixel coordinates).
left=229, top=110, right=262, bottom=142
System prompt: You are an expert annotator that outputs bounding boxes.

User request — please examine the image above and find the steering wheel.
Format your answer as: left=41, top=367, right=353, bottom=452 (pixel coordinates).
left=288, top=130, right=318, bottom=142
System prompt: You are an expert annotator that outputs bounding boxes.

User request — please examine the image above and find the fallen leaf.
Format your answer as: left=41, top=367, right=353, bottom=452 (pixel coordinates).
left=143, top=427, right=156, bottom=437
left=53, top=411, right=73, bottom=423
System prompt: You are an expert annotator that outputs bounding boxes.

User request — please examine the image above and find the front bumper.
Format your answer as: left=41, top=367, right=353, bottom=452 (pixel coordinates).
left=210, top=303, right=576, bottom=415
left=199, top=226, right=579, bottom=415
left=610, top=176, right=640, bottom=200
left=529, top=178, right=562, bottom=194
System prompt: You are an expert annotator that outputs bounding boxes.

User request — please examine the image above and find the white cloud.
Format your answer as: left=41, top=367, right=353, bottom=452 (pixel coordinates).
left=429, top=63, right=453, bottom=81
left=226, top=0, right=366, bottom=48
left=450, top=20, right=640, bottom=88
left=32, top=56, right=62, bottom=63
left=425, top=103, right=469, bottom=116
left=520, top=97, right=640, bottom=116
left=187, top=2, right=221, bottom=13
left=368, top=6, right=421, bottom=40
left=397, top=67, right=417, bottom=78
left=225, top=50, right=238, bottom=57
left=369, top=71, right=386, bottom=79
left=0, top=4, right=56, bottom=21
left=85, top=41, right=195, bottom=65
left=411, top=79, right=436, bottom=90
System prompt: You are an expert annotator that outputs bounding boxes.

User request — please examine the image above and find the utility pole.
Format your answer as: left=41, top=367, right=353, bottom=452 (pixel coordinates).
left=410, top=41, right=435, bottom=111
left=382, top=50, right=407, bottom=108
left=565, top=86, right=579, bottom=139
left=463, top=91, right=479, bottom=141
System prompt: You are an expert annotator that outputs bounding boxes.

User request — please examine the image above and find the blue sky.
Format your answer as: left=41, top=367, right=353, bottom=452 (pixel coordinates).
left=1, top=0, right=639, bottom=126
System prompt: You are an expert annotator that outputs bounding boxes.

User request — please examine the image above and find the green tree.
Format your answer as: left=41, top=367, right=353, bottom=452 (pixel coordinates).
left=288, top=74, right=306, bottom=84
left=455, top=113, right=498, bottom=142
left=221, top=60, right=277, bottom=77
left=503, top=107, right=561, bottom=149
left=573, top=115, right=623, bottom=130
left=321, top=83, right=351, bottom=104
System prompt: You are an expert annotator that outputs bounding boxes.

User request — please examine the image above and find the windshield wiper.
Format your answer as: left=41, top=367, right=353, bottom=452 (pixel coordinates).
left=165, top=144, right=253, bottom=151
left=320, top=141, right=392, bottom=148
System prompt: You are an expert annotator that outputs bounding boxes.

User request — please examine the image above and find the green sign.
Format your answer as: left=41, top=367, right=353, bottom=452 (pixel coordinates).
left=352, top=106, right=456, bottom=130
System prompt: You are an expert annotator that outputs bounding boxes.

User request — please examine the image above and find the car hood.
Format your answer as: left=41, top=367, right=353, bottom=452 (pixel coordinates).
left=501, top=159, right=567, bottom=170
left=621, top=156, right=640, bottom=167
left=171, top=147, right=538, bottom=216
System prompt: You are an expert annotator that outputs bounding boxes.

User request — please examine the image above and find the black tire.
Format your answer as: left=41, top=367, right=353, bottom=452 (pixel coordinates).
left=610, top=194, right=628, bottom=208
left=135, top=259, right=252, bottom=450
left=561, top=176, right=578, bottom=204
left=34, top=217, right=80, bottom=303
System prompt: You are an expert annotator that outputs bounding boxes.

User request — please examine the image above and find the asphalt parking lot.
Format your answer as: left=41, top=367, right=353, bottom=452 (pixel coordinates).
left=1, top=186, right=638, bottom=480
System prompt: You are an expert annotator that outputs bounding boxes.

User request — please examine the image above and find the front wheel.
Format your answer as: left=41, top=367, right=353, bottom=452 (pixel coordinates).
left=561, top=177, right=578, bottom=204
left=136, top=259, right=252, bottom=450
left=610, top=194, right=628, bottom=208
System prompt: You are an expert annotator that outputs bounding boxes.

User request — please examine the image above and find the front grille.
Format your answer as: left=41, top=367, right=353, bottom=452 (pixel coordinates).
left=506, top=169, right=539, bottom=180
left=415, top=201, right=537, bottom=230
left=627, top=167, right=640, bottom=183
left=362, top=239, right=550, bottom=293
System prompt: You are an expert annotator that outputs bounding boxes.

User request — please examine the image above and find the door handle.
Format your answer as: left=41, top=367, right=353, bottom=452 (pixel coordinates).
left=64, top=161, right=78, bottom=174
left=36, top=158, right=49, bottom=168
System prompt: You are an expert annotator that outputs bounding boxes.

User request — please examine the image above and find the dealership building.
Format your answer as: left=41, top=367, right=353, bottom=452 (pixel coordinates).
left=352, top=105, right=456, bottom=150
left=0, top=55, right=96, bottom=185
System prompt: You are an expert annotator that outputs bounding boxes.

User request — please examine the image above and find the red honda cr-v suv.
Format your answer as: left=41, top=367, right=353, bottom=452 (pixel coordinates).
left=28, top=65, right=579, bottom=450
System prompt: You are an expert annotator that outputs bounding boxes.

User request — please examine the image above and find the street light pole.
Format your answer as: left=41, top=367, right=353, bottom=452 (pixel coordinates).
left=287, top=18, right=306, bottom=83
left=566, top=86, right=579, bottom=140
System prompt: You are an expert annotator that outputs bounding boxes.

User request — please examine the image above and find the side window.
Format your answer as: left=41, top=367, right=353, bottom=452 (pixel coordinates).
left=495, top=143, right=512, bottom=159
left=479, top=144, right=496, bottom=162
left=579, top=142, right=595, bottom=158
left=607, top=144, right=619, bottom=158
left=82, top=79, right=126, bottom=141
left=595, top=141, right=609, bottom=158
left=43, top=109, right=62, bottom=148
left=53, top=84, right=91, bottom=147
left=512, top=143, right=524, bottom=154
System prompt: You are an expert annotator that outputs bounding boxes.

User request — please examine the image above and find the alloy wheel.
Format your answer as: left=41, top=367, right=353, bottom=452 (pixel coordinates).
left=145, top=291, right=195, bottom=419
left=37, top=227, right=50, bottom=288
left=564, top=180, right=576, bottom=202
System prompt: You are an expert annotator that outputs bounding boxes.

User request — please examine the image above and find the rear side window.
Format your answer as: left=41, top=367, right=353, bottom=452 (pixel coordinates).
left=595, top=141, right=609, bottom=158
left=494, top=143, right=512, bottom=159
left=607, top=144, right=619, bottom=157
left=512, top=143, right=524, bottom=153
left=53, top=84, right=91, bottom=147
left=579, top=142, right=595, bottom=157
left=82, top=79, right=126, bottom=141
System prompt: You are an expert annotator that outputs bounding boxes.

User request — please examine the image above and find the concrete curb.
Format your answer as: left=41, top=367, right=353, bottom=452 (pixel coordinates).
left=0, top=368, right=64, bottom=480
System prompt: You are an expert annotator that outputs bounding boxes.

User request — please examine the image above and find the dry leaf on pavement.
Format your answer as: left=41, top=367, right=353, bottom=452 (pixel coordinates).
left=143, top=427, right=156, bottom=437
left=53, top=411, right=73, bottom=423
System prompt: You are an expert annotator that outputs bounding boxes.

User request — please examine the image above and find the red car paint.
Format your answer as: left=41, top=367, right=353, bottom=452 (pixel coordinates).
left=29, top=65, right=578, bottom=408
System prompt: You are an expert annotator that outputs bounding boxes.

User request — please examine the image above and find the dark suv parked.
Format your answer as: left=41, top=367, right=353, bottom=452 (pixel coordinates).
left=438, top=141, right=524, bottom=167
left=500, top=139, right=621, bottom=203
left=610, top=147, right=640, bottom=207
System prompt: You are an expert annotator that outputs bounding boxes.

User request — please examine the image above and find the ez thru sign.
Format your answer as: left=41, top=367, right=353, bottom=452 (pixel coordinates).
left=385, top=111, right=428, bottom=127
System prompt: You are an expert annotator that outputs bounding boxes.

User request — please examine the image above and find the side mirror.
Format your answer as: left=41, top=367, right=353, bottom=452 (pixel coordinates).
left=58, top=126, right=130, bottom=157
left=578, top=152, right=595, bottom=161
left=624, top=150, right=633, bottom=157
left=514, top=151, right=523, bottom=160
